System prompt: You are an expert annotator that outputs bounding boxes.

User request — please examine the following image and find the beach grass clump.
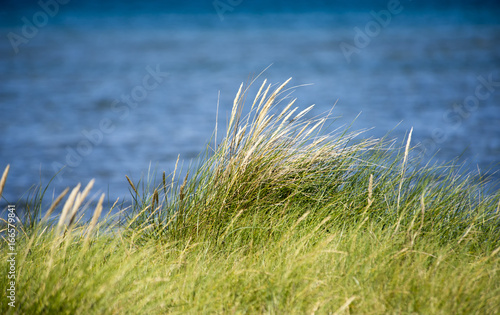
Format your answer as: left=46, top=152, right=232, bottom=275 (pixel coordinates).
left=1, top=78, right=499, bottom=314
left=166, top=78, right=381, bottom=240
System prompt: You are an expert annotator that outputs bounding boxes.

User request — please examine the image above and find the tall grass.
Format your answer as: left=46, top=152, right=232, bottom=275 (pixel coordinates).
left=1, top=78, right=499, bottom=314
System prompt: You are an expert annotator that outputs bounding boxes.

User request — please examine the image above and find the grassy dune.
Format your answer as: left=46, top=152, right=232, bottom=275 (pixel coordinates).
left=1, top=78, right=499, bottom=314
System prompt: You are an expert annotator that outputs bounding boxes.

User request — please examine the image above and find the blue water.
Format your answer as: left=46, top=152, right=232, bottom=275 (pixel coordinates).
left=1, top=1, right=499, bottom=206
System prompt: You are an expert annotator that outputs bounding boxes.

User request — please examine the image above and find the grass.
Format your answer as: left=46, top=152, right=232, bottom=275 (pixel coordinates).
left=1, top=78, right=499, bottom=314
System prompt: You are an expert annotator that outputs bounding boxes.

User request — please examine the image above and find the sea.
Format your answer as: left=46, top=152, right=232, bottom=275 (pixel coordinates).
left=1, top=0, right=499, bottom=209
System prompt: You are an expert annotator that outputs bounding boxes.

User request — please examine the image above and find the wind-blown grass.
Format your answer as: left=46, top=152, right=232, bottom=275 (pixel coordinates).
left=1, top=78, right=499, bottom=314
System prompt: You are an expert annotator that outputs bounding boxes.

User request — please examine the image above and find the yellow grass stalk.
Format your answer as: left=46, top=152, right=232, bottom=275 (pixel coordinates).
left=276, top=98, right=296, bottom=121
left=42, top=187, right=70, bottom=223
left=333, top=296, right=356, bottom=315
left=0, top=164, right=10, bottom=199
left=293, top=104, right=315, bottom=122
left=241, top=137, right=262, bottom=167
left=227, top=83, right=244, bottom=136
left=458, top=223, right=474, bottom=244
left=420, top=191, right=426, bottom=230
left=397, top=127, right=413, bottom=211
left=219, top=208, right=245, bottom=241
left=303, top=118, right=325, bottom=139
left=85, top=193, right=105, bottom=242
left=276, top=107, right=298, bottom=134
left=56, top=183, right=81, bottom=235
left=171, top=154, right=180, bottom=192
left=280, top=105, right=298, bottom=126
left=394, top=127, right=413, bottom=235
left=295, top=121, right=312, bottom=139
left=250, top=79, right=267, bottom=112
left=291, top=211, right=310, bottom=231
left=490, top=245, right=500, bottom=259
left=234, top=126, right=246, bottom=150
left=368, top=174, right=374, bottom=207
left=68, top=179, right=95, bottom=228
left=255, top=82, right=271, bottom=116
left=248, top=79, right=291, bottom=143
left=126, top=204, right=152, bottom=229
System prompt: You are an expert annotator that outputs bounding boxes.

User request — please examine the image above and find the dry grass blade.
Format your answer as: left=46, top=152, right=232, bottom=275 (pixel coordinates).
left=220, top=208, right=245, bottom=241
left=420, top=191, right=426, bottom=230
left=333, top=296, right=356, bottom=315
left=171, top=154, right=180, bottom=192
left=56, top=183, right=81, bottom=235
left=458, top=224, right=474, bottom=244
left=293, top=104, right=314, bottom=122
left=228, top=83, right=244, bottom=134
left=490, top=245, right=500, bottom=258
left=291, top=211, right=310, bottom=231
left=126, top=175, right=138, bottom=195
left=0, top=164, right=10, bottom=199
left=368, top=174, right=374, bottom=207
left=245, top=79, right=292, bottom=144
left=42, top=187, right=70, bottom=223
left=255, top=82, right=271, bottom=115
left=68, top=179, right=95, bottom=228
left=85, top=193, right=105, bottom=241
left=276, top=98, right=296, bottom=121
left=397, top=127, right=413, bottom=211
left=393, top=128, right=413, bottom=235
left=251, top=78, right=267, bottom=111
left=303, top=117, right=324, bottom=139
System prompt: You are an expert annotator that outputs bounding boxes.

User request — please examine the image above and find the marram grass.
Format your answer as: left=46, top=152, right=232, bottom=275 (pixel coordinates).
left=1, top=79, right=499, bottom=314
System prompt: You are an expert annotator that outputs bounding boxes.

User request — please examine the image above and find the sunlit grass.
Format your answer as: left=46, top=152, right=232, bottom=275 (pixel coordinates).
left=1, top=78, right=499, bottom=314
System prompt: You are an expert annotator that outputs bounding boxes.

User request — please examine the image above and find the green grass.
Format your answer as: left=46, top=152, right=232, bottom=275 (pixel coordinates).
left=1, top=78, right=499, bottom=314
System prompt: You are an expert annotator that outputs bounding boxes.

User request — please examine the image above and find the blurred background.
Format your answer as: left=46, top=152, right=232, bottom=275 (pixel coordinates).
left=1, top=0, right=499, bottom=207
